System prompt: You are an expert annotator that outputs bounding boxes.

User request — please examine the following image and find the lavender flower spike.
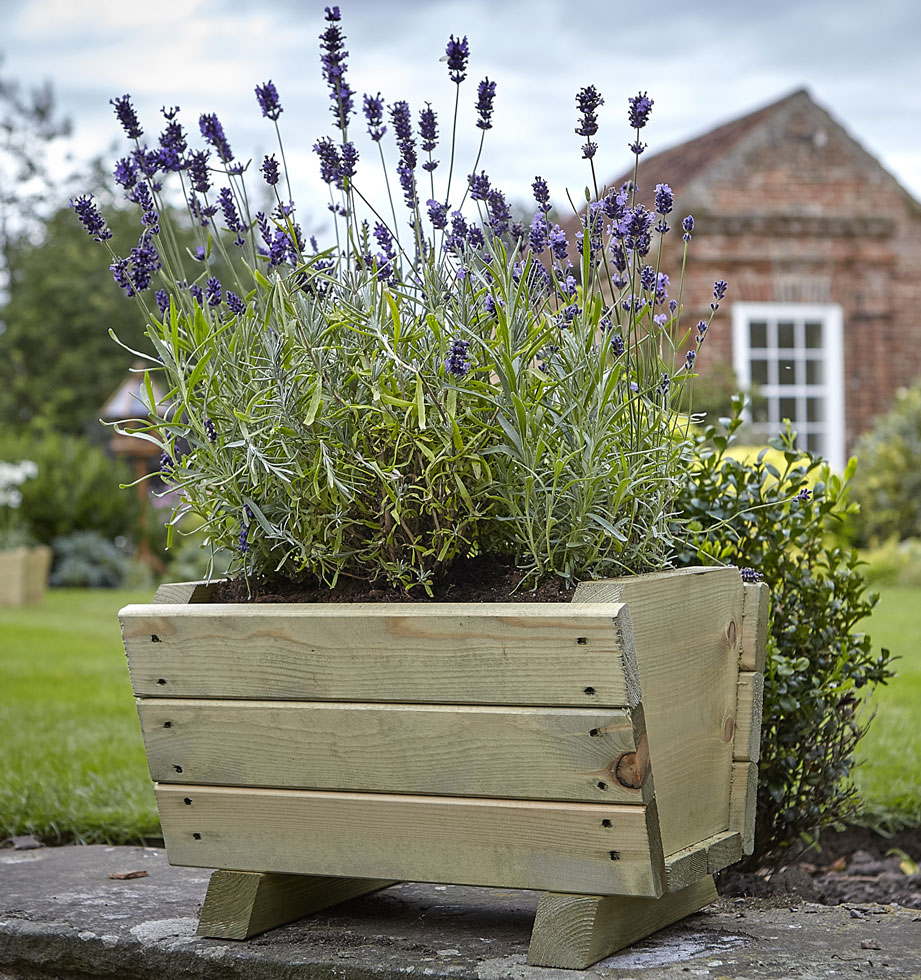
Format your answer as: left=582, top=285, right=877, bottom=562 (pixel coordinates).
left=363, top=92, right=387, bottom=142
left=628, top=91, right=654, bottom=129
left=475, top=78, right=496, bottom=130
left=445, top=34, right=469, bottom=83
left=445, top=337, right=471, bottom=376
left=199, top=113, right=234, bottom=163
left=71, top=194, right=113, bottom=242
left=255, top=81, right=283, bottom=120
left=654, top=183, right=673, bottom=215
left=110, top=94, right=143, bottom=139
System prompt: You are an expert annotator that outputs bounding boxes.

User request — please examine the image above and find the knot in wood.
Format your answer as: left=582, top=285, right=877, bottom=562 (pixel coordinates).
left=613, top=751, right=644, bottom=790
left=727, top=619, right=737, bottom=649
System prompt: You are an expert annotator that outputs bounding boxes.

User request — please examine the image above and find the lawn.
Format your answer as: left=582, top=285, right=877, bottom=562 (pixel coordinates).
left=0, top=588, right=159, bottom=844
left=852, top=585, right=921, bottom=828
left=1, top=583, right=919, bottom=845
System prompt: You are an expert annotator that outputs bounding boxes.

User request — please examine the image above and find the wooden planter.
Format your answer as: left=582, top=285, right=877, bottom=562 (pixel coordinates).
left=119, top=565, right=768, bottom=969
left=0, top=546, right=52, bottom=607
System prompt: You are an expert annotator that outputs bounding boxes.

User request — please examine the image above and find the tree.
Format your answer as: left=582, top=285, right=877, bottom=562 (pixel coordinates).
left=0, top=54, right=72, bottom=296
left=0, top=203, right=150, bottom=433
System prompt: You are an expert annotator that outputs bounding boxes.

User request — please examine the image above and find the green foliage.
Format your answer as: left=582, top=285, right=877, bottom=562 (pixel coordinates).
left=0, top=206, right=151, bottom=432
left=0, top=427, right=141, bottom=545
left=859, top=537, right=921, bottom=588
left=49, top=530, right=129, bottom=588
left=674, top=395, right=894, bottom=866
left=850, top=381, right=921, bottom=546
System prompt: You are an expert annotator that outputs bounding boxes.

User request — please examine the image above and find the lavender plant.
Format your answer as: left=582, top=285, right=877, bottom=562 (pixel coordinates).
left=76, top=7, right=725, bottom=594
left=0, top=459, right=38, bottom=549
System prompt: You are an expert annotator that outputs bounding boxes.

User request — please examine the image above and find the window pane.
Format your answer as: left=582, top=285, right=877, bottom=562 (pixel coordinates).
left=807, top=397, right=824, bottom=422
left=778, top=321, right=796, bottom=349
left=806, top=432, right=823, bottom=454
left=805, top=321, right=823, bottom=349
left=805, top=360, right=824, bottom=385
left=752, top=398, right=769, bottom=423
left=750, top=359, right=769, bottom=385
left=778, top=359, right=797, bottom=385
left=749, top=321, right=768, bottom=348
left=779, top=397, right=797, bottom=421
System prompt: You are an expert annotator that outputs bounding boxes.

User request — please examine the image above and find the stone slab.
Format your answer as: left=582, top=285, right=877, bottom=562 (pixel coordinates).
left=0, top=845, right=920, bottom=979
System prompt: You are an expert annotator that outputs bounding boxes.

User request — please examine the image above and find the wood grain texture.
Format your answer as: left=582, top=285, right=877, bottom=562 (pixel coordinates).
left=138, top=699, right=651, bottom=803
left=121, top=602, right=634, bottom=706
left=665, top=830, right=743, bottom=891
left=151, top=581, right=220, bottom=605
left=740, top=582, right=770, bottom=673
left=733, top=671, right=764, bottom=764
left=729, top=761, right=758, bottom=856
left=197, top=870, right=395, bottom=939
left=526, top=876, right=719, bottom=969
left=573, top=567, right=744, bottom=855
left=156, top=785, right=663, bottom=897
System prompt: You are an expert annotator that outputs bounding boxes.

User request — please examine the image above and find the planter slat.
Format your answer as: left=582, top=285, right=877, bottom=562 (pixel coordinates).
left=121, top=602, right=636, bottom=706
left=139, top=699, right=651, bottom=803
left=572, top=567, right=744, bottom=856
left=156, top=785, right=665, bottom=898
left=733, top=671, right=764, bottom=764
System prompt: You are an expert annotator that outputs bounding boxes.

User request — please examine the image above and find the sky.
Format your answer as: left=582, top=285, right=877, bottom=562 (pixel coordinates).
left=3, top=0, right=921, bottom=240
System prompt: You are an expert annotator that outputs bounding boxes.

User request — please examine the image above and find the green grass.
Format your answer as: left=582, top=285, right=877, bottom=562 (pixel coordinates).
left=1, top=583, right=919, bottom=845
left=0, top=588, right=160, bottom=844
left=853, top=585, right=921, bottom=829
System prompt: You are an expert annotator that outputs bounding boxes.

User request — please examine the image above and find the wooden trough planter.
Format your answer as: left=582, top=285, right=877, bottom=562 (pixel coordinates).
left=0, top=545, right=52, bottom=607
left=118, top=565, right=768, bottom=970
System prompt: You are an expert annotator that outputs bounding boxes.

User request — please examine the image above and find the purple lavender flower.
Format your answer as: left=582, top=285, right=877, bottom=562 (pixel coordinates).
left=655, top=272, right=669, bottom=304
left=113, top=156, right=137, bottom=190
left=682, top=215, right=695, bottom=242
left=205, top=277, right=222, bottom=307
left=363, top=92, right=386, bottom=141
left=217, top=187, right=241, bottom=230
left=487, top=187, right=511, bottom=236
left=660, top=373, right=670, bottom=396
left=110, top=94, right=143, bottom=140
left=192, top=245, right=205, bottom=262
left=475, top=78, right=496, bottom=130
left=575, top=85, right=603, bottom=159
left=313, top=136, right=342, bottom=186
left=255, top=81, right=283, bottom=120
left=740, top=567, right=761, bottom=584
left=629, top=139, right=647, bottom=156
left=189, top=283, right=204, bottom=305
left=132, top=182, right=159, bottom=234
left=71, top=194, right=112, bottom=242
left=199, top=113, right=234, bottom=163
left=797, top=487, right=812, bottom=501
left=155, top=289, right=170, bottom=315
left=445, top=34, right=469, bottom=83
left=204, top=418, right=217, bottom=443
left=623, top=205, right=652, bottom=255
left=640, top=265, right=655, bottom=292
left=127, top=231, right=161, bottom=292
left=397, top=158, right=417, bottom=210
left=696, top=319, right=708, bottom=343
left=110, top=257, right=133, bottom=296
left=339, top=141, right=359, bottom=183
left=467, top=224, right=485, bottom=250
left=684, top=349, right=696, bottom=371
left=445, top=337, right=471, bottom=376
left=260, top=153, right=280, bottom=186
left=548, top=224, right=568, bottom=262
left=226, top=292, right=245, bottom=315
left=188, top=150, right=211, bottom=193
left=468, top=170, right=490, bottom=201
left=532, top=176, right=551, bottom=213
left=238, top=522, right=250, bottom=553
left=419, top=103, right=438, bottom=150
left=669, top=299, right=678, bottom=314
left=628, top=91, right=653, bottom=130
left=713, top=279, right=728, bottom=302
left=320, top=6, right=354, bottom=125
left=610, top=333, right=625, bottom=356
left=157, top=117, right=186, bottom=172
left=654, top=183, right=673, bottom=215
left=444, top=211, right=468, bottom=253
left=529, top=213, right=547, bottom=254
left=427, top=199, right=448, bottom=229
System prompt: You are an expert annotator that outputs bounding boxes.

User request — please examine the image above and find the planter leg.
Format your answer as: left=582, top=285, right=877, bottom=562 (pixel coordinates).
left=197, top=870, right=398, bottom=939
left=527, top=875, right=718, bottom=970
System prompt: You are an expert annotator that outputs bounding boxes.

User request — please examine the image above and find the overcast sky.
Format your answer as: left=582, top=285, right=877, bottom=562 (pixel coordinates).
left=3, top=0, right=921, bottom=238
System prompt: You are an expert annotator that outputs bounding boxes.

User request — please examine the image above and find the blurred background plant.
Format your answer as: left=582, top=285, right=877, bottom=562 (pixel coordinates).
left=0, top=456, right=38, bottom=549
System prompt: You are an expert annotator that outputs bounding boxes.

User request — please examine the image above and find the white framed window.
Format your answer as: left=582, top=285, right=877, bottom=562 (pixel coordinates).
left=732, top=302, right=845, bottom=470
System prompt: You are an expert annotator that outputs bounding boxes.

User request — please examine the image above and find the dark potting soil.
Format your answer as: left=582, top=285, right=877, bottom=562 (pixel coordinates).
left=718, top=825, right=921, bottom=909
left=210, top=554, right=574, bottom=604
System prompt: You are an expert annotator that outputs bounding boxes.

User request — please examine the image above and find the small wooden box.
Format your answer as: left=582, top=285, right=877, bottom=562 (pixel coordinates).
left=119, top=566, right=767, bottom=969
left=0, top=546, right=52, bottom=606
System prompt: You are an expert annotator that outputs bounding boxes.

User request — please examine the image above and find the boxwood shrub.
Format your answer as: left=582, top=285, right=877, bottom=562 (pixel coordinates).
left=674, top=395, right=894, bottom=867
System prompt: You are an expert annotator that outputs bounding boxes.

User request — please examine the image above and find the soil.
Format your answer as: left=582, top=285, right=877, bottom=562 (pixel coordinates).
left=718, top=825, right=921, bottom=909
left=211, top=554, right=574, bottom=604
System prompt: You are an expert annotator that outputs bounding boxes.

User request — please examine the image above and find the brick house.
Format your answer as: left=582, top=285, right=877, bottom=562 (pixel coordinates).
left=564, top=89, right=921, bottom=470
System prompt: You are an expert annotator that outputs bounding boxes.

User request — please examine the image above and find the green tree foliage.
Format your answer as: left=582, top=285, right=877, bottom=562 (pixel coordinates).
left=0, top=205, right=150, bottom=432
left=849, top=381, right=921, bottom=546
left=674, top=396, right=894, bottom=866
